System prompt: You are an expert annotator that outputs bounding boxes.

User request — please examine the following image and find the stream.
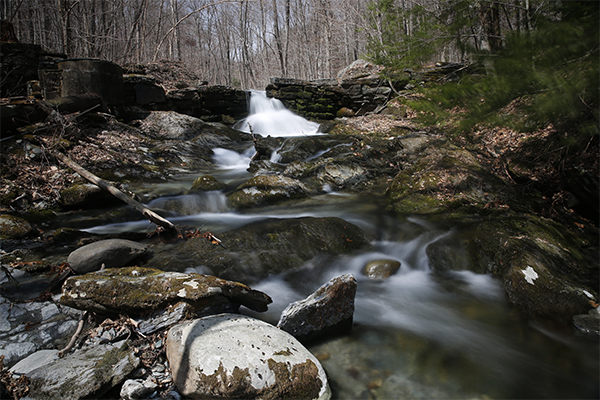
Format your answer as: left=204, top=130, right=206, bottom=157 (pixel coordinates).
left=49, top=92, right=600, bottom=398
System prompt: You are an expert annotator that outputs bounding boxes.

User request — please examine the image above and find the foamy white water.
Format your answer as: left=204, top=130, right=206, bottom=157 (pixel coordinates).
left=235, top=90, right=320, bottom=137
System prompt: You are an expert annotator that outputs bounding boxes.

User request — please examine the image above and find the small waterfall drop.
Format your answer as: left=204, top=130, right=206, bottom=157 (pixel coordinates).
left=235, top=90, right=320, bottom=137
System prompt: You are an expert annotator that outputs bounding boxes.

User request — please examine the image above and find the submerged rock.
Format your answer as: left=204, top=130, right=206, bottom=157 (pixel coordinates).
left=277, top=274, right=357, bottom=343
left=59, top=267, right=272, bottom=315
left=67, top=239, right=148, bottom=274
left=362, top=259, right=401, bottom=280
left=22, top=339, right=139, bottom=400
left=166, top=313, right=331, bottom=400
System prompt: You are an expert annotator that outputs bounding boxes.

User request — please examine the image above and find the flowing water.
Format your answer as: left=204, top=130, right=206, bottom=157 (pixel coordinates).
left=80, top=94, right=598, bottom=399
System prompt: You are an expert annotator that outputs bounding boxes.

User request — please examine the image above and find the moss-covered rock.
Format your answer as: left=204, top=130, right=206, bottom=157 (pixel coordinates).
left=59, top=267, right=272, bottom=316
left=227, top=175, right=310, bottom=209
left=60, top=183, right=109, bottom=209
left=191, top=175, right=226, bottom=191
left=148, top=217, right=374, bottom=284
left=0, top=214, right=36, bottom=239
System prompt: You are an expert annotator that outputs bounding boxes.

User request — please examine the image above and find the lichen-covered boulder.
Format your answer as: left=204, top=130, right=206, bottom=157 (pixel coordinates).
left=59, top=267, right=272, bottom=316
left=227, top=175, right=309, bottom=209
left=67, top=239, right=148, bottom=274
left=362, top=259, right=401, bottom=280
left=21, top=340, right=139, bottom=400
left=277, top=274, right=357, bottom=343
left=0, top=214, right=36, bottom=239
left=140, top=110, right=208, bottom=140
left=166, top=314, right=331, bottom=400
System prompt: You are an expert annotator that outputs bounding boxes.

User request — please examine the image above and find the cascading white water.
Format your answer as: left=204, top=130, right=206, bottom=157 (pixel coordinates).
left=234, top=90, right=320, bottom=137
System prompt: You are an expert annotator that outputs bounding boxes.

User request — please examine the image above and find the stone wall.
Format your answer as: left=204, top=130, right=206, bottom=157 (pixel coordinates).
left=266, top=75, right=409, bottom=120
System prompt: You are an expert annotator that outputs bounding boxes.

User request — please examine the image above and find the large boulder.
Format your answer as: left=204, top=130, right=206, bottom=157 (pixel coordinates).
left=59, top=267, right=272, bottom=316
left=18, top=340, right=139, bottom=400
left=166, top=313, right=331, bottom=399
left=149, top=217, right=373, bottom=283
left=67, top=239, right=148, bottom=275
left=140, top=110, right=209, bottom=140
left=277, top=274, right=357, bottom=343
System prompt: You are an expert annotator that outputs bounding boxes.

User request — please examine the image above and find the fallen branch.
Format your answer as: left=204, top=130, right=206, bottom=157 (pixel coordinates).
left=51, top=151, right=176, bottom=232
left=58, top=311, right=88, bottom=358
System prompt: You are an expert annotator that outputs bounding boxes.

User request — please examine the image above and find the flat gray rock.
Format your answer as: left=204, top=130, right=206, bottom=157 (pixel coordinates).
left=22, top=340, right=139, bottom=400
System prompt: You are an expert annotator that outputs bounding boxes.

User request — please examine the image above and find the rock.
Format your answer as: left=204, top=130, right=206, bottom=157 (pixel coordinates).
left=0, top=214, right=36, bottom=239
left=140, top=110, right=209, bottom=140
left=0, top=295, right=83, bottom=368
left=22, top=340, right=139, bottom=400
left=191, top=174, right=226, bottom=191
left=59, top=267, right=272, bottom=316
left=277, top=274, right=357, bottom=343
left=149, top=217, right=373, bottom=283
left=123, top=74, right=166, bottom=105
left=9, top=349, right=59, bottom=376
left=67, top=239, right=148, bottom=274
left=227, top=175, right=310, bottom=209
left=336, top=59, right=384, bottom=81
left=59, top=183, right=117, bottom=208
left=362, top=259, right=401, bottom=280
left=316, top=162, right=367, bottom=189
left=573, top=308, right=600, bottom=336
left=166, top=313, right=331, bottom=400
left=120, top=378, right=158, bottom=400
left=136, top=301, right=193, bottom=336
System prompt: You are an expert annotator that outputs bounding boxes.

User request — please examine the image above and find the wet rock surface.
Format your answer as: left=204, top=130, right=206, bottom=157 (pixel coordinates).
left=149, top=217, right=373, bottom=283
left=166, top=313, right=331, bottom=399
left=362, top=259, right=401, bottom=280
left=278, top=274, right=357, bottom=343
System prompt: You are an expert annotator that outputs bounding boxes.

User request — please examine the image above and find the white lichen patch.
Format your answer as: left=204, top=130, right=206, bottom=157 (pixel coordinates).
left=183, top=281, right=200, bottom=289
left=207, top=287, right=222, bottom=294
left=583, top=290, right=595, bottom=299
left=177, top=288, right=187, bottom=298
left=242, top=187, right=262, bottom=196
left=522, top=266, right=538, bottom=285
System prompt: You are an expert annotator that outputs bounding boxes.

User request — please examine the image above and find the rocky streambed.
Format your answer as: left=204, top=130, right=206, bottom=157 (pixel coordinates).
left=0, top=102, right=598, bottom=399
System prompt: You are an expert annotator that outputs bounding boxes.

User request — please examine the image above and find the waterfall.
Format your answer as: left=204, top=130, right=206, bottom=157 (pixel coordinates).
left=234, top=90, right=320, bottom=137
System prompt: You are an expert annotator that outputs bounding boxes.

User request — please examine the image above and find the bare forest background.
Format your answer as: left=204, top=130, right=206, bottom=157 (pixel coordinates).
left=0, top=0, right=555, bottom=89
